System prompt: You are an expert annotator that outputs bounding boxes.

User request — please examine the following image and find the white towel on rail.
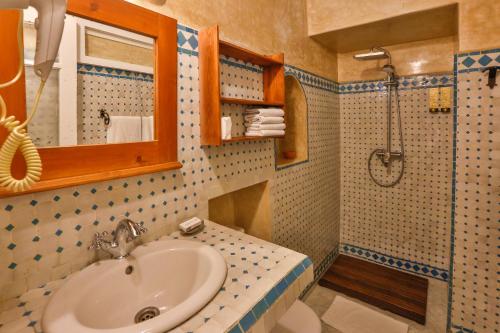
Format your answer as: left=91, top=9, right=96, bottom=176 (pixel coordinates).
left=245, top=123, right=286, bottom=130
left=141, top=116, right=154, bottom=141
left=245, top=108, right=284, bottom=117
left=244, top=115, right=284, bottom=124
left=106, top=116, right=142, bottom=143
left=245, top=130, right=285, bottom=137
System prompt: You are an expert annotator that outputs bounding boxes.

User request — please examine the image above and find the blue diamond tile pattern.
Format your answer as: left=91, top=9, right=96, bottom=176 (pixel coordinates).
left=461, top=57, right=475, bottom=68
left=478, top=55, right=492, bottom=66
left=340, top=243, right=449, bottom=281
left=457, top=49, right=500, bottom=72
left=338, top=73, right=453, bottom=94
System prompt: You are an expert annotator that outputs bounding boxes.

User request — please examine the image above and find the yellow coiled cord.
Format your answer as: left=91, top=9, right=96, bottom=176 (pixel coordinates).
left=0, top=11, right=45, bottom=192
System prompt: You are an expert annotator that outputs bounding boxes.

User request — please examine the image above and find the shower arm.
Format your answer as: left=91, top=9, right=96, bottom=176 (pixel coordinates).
left=373, top=46, right=392, bottom=65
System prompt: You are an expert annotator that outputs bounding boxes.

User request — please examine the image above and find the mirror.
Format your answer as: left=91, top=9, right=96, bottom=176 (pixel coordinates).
left=23, top=8, right=155, bottom=147
left=276, top=75, right=308, bottom=168
left=0, top=0, right=179, bottom=197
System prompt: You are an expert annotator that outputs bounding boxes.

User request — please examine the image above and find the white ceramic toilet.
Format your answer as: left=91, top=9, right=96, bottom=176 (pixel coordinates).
left=272, top=300, right=322, bottom=333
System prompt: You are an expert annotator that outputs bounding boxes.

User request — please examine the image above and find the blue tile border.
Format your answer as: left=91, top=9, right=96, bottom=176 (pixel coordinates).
left=447, top=53, right=459, bottom=333
left=314, top=246, right=339, bottom=282
left=451, top=324, right=476, bottom=333
left=285, top=64, right=338, bottom=93
left=177, top=23, right=199, bottom=56
left=227, top=323, right=243, bottom=333
left=456, top=48, right=500, bottom=73
left=77, top=63, right=154, bottom=82
left=338, top=72, right=453, bottom=94
left=340, top=243, right=449, bottom=281
left=232, top=256, right=313, bottom=332
left=177, top=23, right=198, bottom=35
left=220, top=57, right=264, bottom=73
left=298, top=245, right=339, bottom=299
left=178, top=47, right=199, bottom=57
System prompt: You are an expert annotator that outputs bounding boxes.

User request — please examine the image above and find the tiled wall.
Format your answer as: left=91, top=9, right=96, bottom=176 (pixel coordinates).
left=0, top=25, right=340, bottom=305
left=77, top=64, right=154, bottom=145
left=339, top=73, right=454, bottom=281
left=273, top=65, right=341, bottom=276
left=449, top=49, right=499, bottom=333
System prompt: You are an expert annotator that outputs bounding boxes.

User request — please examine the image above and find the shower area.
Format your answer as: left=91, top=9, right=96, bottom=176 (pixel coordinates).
left=320, top=45, right=454, bottom=324
left=339, top=45, right=453, bottom=270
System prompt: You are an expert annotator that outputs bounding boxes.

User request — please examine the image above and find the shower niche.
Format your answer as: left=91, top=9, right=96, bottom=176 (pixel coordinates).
left=208, top=181, right=272, bottom=241
left=276, top=75, right=309, bottom=168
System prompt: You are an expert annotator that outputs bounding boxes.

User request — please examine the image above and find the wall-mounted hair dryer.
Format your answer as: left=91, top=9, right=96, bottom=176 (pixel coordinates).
left=0, top=0, right=67, bottom=81
left=0, top=0, right=66, bottom=192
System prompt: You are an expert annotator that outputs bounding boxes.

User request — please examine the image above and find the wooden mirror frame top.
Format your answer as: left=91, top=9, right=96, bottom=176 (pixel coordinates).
left=0, top=0, right=180, bottom=197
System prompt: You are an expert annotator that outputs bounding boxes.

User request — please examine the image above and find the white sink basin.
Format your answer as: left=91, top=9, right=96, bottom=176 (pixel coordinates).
left=42, top=239, right=227, bottom=333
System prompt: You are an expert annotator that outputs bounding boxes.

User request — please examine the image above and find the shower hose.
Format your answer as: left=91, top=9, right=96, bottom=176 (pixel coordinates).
left=367, top=85, right=405, bottom=187
left=0, top=11, right=44, bottom=192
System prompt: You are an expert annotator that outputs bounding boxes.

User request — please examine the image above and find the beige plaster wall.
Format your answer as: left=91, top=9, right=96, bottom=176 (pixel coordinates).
left=338, top=36, right=457, bottom=82
left=306, top=0, right=500, bottom=53
left=127, top=0, right=338, bottom=80
left=209, top=181, right=272, bottom=241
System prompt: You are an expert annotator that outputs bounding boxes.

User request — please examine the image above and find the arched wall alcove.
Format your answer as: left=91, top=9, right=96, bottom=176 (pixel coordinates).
left=276, top=74, right=308, bottom=168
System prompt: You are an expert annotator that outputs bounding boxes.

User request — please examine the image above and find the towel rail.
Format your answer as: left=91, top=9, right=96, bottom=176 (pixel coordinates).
left=98, top=108, right=111, bottom=125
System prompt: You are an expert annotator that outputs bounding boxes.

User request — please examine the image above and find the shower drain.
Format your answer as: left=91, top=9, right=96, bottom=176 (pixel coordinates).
left=134, top=306, right=160, bottom=323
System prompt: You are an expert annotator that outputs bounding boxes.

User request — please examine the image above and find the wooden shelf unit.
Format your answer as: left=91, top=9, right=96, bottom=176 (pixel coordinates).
left=222, top=136, right=284, bottom=143
left=220, top=97, right=284, bottom=107
left=199, top=25, right=285, bottom=146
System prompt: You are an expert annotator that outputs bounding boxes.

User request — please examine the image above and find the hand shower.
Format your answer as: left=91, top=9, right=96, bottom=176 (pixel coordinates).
left=353, top=47, right=405, bottom=187
left=0, top=0, right=67, bottom=192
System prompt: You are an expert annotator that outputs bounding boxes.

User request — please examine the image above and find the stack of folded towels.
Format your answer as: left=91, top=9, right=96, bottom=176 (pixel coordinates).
left=244, top=108, right=285, bottom=137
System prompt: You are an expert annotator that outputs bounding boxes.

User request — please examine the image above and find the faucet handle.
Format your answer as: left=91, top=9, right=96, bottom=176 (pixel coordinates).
left=134, top=222, right=147, bottom=235
left=89, top=231, right=110, bottom=250
left=127, top=221, right=147, bottom=241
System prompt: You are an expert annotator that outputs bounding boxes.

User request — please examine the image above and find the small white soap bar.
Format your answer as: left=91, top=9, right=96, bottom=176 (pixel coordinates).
left=179, top=217, right=203, bottom=233
left=221, top=117, right=232, bottom=140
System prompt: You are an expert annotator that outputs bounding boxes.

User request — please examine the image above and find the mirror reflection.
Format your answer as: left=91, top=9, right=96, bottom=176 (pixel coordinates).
left=23, top=8, right=155, bottom=147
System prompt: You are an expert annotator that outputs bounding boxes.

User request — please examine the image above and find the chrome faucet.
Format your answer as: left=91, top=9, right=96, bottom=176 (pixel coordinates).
left=89, top=219, right=147, bottom=259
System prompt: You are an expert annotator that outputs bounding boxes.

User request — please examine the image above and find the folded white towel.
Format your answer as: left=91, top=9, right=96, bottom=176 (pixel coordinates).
left=107, top=116, right=142, bottom=143
left=245, top=123, right=286, bottom=130
left=245, top=108, right=284, bottom=117
left=141, top=116, right=154, bottom=141
left=245, top=130, right=285, bottom=137
left=244, top=115, right=284, bottom=124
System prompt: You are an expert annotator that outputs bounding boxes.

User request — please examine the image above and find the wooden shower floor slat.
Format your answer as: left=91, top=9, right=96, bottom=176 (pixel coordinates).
left=319, top=254, right=428, bottom=324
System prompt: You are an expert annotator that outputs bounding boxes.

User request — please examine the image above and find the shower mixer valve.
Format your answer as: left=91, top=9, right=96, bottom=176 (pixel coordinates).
left=375, top=149, right=403, bottom=166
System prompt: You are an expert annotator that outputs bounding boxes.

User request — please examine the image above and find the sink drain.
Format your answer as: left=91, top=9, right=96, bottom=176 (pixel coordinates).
left=134, top=306, right=160, bottom=323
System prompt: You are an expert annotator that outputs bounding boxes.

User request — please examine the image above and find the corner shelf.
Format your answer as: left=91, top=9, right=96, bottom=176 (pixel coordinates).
left=199, top=25, right=285, bottom=146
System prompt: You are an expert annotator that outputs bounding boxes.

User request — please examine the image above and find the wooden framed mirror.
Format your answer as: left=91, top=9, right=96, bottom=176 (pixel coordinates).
left=0, top=0, right=180, bottom=197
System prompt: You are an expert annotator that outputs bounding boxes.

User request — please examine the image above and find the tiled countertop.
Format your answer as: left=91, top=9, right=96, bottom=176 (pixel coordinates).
left=0, top=222, right=314, bottom=333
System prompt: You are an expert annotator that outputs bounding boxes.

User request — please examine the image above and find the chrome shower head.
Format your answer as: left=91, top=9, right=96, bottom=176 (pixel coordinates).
left=353, top=47, right=391, bottom=62
left=382, top=64, right=395, bottom=74
left=353, top=49, right=389, bottom=61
